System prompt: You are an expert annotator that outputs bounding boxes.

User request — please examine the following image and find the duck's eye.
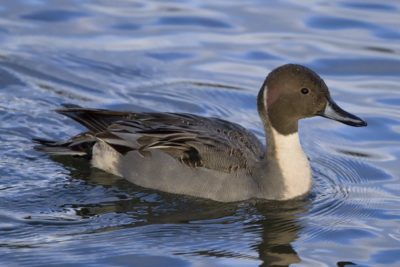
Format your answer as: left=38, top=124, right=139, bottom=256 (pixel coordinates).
left=301, top=88, right=309, bottom=95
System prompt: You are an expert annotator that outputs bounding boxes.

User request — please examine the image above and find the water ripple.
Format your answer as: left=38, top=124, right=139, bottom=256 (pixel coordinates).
left=0, top=0, right=399, bottom=266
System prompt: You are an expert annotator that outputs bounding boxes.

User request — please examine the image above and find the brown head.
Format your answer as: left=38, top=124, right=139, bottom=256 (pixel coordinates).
left=257, top=64, right=367, bottom=135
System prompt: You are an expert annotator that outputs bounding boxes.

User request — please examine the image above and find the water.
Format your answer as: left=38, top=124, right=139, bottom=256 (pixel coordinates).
left=0, top=0, right=399, bottom=266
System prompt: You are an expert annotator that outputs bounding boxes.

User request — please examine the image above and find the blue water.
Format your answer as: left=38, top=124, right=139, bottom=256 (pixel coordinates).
left=0, top=0, right=399, bottom=266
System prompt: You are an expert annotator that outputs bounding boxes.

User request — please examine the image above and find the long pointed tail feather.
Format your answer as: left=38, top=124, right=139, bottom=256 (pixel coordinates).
left=34, top=103, right=126, bottom=157
left=33, top=134, right=95, bottom=158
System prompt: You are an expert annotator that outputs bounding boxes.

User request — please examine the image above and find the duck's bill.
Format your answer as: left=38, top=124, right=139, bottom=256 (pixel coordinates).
left=320, top=99, right=367, bottom=127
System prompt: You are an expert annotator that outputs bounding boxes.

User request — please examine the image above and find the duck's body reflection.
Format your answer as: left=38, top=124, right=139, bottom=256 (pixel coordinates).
left=54, top=156, right=308, bottom=267
left=253, top=201, right=307, bottom=267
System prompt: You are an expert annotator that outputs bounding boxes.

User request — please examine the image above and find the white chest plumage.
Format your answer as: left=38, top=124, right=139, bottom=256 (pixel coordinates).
left=270, top=128, right=312, bottom=199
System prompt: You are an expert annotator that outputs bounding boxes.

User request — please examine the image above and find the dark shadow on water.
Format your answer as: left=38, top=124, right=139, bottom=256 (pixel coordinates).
left=157, top=16, right=232, bottom=29
left=21, top=9, right=87, bottom=22
left=50, top=155, right=310, bottom=267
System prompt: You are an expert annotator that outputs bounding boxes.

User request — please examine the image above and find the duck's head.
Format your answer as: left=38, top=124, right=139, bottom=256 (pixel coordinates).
left=258, top=64, right=367, bottom=135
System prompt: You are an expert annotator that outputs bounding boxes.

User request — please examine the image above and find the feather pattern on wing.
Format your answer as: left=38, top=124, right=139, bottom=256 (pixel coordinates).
left=38, top=107, right=265, bottom=173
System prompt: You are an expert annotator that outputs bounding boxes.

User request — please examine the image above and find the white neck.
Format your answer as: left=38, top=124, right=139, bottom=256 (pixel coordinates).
left=270, top=127, right=312, bottom=200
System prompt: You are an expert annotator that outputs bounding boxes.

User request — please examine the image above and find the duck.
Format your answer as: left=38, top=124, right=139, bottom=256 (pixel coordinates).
left=35, top=64, right=367, bottom=202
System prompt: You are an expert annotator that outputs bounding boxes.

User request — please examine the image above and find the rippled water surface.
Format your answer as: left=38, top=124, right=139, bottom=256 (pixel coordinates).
left=1, top=0, right=399, bottom=266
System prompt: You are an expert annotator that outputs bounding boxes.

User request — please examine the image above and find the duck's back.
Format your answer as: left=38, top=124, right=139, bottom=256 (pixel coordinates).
left=37, top=107, right=265, bottom=201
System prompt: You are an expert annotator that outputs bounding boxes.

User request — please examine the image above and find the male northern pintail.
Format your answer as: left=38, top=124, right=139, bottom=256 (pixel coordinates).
left=35, top=64, right=367, bottom=202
